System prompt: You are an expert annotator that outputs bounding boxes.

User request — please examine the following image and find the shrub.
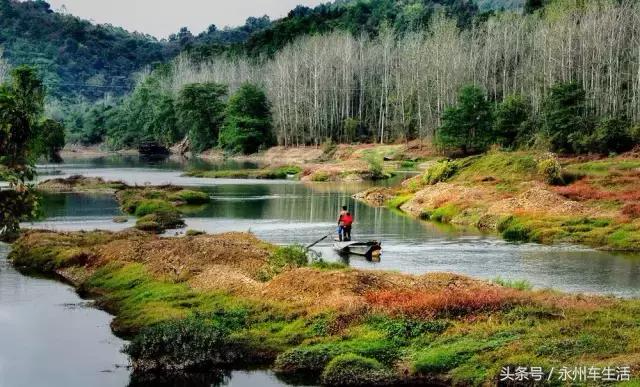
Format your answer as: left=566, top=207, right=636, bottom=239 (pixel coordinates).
left=134, top=199, right=175, bottom=217
left=135, top=211, right=185, bottom=233
left=364, top=152, right=386, bottom=179
left=124, top=312, right=248, bottom=371
left=498, top=216, right=531, bottom=242
left=400, top=160, right=418, bottom=169
left=501, top=222, right=531, bottom=242
left=321, top=354, right=395, bottom=386
left=537, top=156, right=563, bottom=185
left=260, top=245, right=308, bottom=280
left=311, top=171, right=331, bottom=182
left=589, top=116, right=633, bottom=155
left=424, top=160, right=458, bottom=185
left=275, top=339, right=400, bottom=375
left=169, top=190, right=210, bottom=205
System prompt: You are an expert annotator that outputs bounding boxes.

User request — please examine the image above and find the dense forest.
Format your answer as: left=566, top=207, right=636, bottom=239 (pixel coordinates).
left=6, top=0, right=639, bottom=158
left=63, top=0, right=640, bottom=158
left=0, top=0, right=273, bottom=99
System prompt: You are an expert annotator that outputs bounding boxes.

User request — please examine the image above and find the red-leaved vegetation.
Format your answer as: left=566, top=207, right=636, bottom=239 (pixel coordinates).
left=364, top=287, right=522, bottom=319
left=555, top=180, right=640, bottom=202
left=622, top=203, right=640, bottom=217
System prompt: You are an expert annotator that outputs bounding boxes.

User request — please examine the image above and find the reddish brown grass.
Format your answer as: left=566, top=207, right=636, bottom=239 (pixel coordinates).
left=622, top=203, right=640, bottom=217
left=555, top=180, right=640, bottom=202
left=364, top=287, right=521, bottom=319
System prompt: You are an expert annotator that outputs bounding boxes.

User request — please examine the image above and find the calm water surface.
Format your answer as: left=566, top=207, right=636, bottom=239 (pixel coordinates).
left=4, top=154, right=640, bottom=386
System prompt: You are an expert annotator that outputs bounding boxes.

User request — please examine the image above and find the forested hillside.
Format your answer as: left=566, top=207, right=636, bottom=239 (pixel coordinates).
left=0, top=0, right=273, bottom=99
left=76, top=0, right=640, bottom=159
left=0, top=0, right=174, bottom=99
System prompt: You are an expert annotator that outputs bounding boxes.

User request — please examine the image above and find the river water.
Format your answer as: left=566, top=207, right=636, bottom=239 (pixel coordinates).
left=2, top=154, right=640, bottom=386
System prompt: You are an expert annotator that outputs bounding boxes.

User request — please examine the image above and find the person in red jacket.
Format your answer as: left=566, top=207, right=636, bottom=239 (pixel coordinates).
left=342, top=212, right=354, bottom=241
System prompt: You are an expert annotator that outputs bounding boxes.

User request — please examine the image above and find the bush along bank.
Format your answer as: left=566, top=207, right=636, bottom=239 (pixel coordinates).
left=37, top=176, right=212, bottom=233
left=356, top=150, right=640, bottom=251
left=9, top=230, right=640, bottom=385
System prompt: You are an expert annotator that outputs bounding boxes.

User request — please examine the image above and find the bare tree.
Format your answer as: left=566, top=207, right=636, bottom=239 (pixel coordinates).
left=147, top=1, right=640, bottom=146
left=0, top=47, right=9, bottom=82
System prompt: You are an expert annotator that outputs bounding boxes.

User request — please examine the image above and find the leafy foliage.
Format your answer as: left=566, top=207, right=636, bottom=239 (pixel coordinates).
left=541, top=82, right=588, bottom=153
left=176, top=83, right=227, bottom=153
left=0, top=65, right=48, bottom=240
left=436, top=85, right=494, bottom=155
left=219, top=83, right=273, bottom=154
left=494, top=94, right=531, bottom=148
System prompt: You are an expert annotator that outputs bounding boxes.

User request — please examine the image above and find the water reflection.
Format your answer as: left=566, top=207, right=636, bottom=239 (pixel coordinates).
left=31, top=176, right=640, bottom=298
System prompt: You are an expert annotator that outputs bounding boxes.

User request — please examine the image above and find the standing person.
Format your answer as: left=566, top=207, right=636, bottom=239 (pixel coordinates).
left=342, top=212, right=354, bottom=241
left=337, top=205, right=348, bottom=241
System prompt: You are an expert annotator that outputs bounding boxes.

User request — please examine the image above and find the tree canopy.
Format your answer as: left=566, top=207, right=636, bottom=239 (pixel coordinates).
left=219, top=84, right=273, bottom=154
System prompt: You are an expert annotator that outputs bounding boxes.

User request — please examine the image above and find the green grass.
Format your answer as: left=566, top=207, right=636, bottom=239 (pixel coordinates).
left=133, top=199, right=175, bottom=217
left=568, top=159, right=640, bottom=175
left=453, top=151, right=538, bottom=183
left=186, top=166, right=302, bottom=180
left=385, top=194, right=412, bottom=209
left=168, top=190, right=211, bottom=205
left=430, top=204, right=461, bottom=223
left=493, top=277, right=533, bottom=291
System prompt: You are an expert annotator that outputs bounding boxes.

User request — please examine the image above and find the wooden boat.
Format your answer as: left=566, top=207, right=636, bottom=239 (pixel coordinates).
left=333, top=241, right=382, bottom=257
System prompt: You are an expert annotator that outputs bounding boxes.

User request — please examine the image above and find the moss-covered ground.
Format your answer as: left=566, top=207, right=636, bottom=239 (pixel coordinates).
left=9, top=230, right=640, bottom=385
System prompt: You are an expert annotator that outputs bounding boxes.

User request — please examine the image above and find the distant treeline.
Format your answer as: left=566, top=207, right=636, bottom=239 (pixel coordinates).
left=66, top=0, right=640, bottom=157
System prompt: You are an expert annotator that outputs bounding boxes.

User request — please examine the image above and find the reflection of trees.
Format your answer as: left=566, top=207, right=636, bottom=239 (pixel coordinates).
left=183, top=183, right=455, bottom=240
left=39, top=193, right=120, bottom=218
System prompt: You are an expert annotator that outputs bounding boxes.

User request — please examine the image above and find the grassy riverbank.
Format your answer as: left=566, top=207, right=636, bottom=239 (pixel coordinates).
left=9, top=230, right=640, bottom=385
left=186, top=142, right=426, bottom=182
left=356, top=150, right=640, bottom=251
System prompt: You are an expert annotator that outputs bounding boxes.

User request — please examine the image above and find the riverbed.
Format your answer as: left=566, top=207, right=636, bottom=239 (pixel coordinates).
left=2, top=154, right=640, bottom=386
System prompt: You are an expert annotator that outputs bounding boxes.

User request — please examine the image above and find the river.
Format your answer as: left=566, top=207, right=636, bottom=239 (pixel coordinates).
left=2, top=154, right=640, bottom=386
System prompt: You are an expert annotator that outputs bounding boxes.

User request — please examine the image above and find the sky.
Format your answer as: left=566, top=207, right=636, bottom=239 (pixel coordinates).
left=44, top=0, right=327, bottom=39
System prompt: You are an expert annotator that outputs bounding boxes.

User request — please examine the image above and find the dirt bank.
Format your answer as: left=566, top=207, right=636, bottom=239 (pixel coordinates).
left=9, top=229, right=640, bottom=385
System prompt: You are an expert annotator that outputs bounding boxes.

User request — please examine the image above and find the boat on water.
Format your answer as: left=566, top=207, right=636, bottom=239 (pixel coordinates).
left=333, top=241, right=382, bottom=257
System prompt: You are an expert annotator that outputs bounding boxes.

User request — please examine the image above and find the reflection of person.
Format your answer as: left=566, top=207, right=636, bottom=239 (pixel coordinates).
left=342, top=212, right=353, bottom=241
left=337, top=206, right=348, bottom=241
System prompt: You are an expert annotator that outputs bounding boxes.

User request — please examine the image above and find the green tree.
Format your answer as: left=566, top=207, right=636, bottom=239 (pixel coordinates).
left=0, top=66, right=45, bottom=241
left=175, top=83, right=227, bottom=153
left=588, top=116, right=633, bottom=155
left=542, top=82, right=589, bottom=154
left=219, top=83, right=272, bottom=154
left=494, top=94, right=531, bottom=148
left=34, top=118, right=66, bottom=162
left=436, top=85, right=494, bottom=155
